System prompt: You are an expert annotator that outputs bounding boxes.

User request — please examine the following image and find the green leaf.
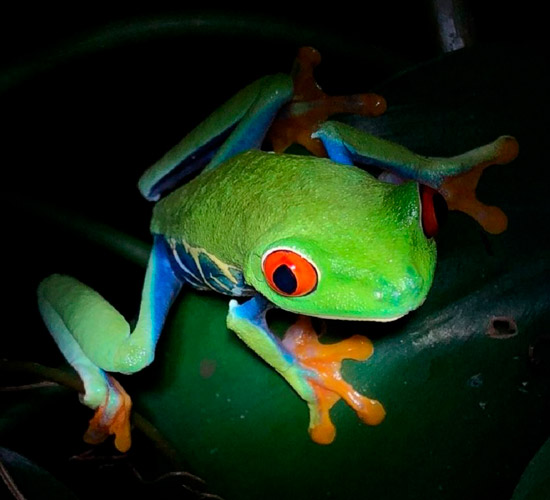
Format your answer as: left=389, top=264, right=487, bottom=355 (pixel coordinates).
left=135, top=43, right=550, bottom=500
left=512, top=438, right=550, bottom=500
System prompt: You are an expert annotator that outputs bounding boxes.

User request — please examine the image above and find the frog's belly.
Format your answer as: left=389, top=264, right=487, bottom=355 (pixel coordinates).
left=159, top=235, right=255, bottom=297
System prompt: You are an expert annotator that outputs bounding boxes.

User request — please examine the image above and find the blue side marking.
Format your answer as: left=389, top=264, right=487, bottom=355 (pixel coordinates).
left=175, top=244, right=205, bottom=287
left=156, top=237, right=206, bottom=289
left=197, top=252, right=235, bottom=294
left=158, top=235, right=253, bottom=296
left=229, top=266, right=247, bottom=286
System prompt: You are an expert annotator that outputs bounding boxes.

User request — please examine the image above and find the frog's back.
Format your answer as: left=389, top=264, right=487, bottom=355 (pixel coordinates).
left=151, top=149, right=384, bottom=272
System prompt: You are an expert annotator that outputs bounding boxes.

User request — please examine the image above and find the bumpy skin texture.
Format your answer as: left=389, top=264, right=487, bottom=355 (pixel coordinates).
left=152, top=150, right=436, bottom=321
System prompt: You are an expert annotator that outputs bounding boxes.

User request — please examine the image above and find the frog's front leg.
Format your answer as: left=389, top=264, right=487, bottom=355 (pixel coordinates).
left=227, top=296, right=385, bottom=444
left=37, top=235, right=183, bottom=451
left=315, top=121, right=519, bottom=234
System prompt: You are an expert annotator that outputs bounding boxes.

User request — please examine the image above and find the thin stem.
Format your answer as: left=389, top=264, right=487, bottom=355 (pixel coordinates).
left=0, top=359, right=182, bottom=468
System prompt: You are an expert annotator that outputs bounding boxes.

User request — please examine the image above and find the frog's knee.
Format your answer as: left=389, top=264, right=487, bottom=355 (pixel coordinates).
left=114, top=342, right=155, bottom=375
left=79, top=379, right=108, bottom=409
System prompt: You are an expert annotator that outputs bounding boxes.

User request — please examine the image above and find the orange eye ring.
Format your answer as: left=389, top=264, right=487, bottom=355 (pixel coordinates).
left=262, top=249, right=318, bottom=297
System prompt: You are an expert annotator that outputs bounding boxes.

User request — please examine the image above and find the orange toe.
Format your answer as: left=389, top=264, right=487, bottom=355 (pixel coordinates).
left=83, top=376, right=132, bottom=452
left=283, top=316, right=385, bottom=444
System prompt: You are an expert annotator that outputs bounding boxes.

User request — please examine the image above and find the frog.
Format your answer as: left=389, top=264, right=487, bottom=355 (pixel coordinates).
left=37, top=47, right=518, bottom=452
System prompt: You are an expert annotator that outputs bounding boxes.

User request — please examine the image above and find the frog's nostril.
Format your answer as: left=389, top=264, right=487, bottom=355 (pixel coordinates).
left=405, top=268, right=424, bottom=294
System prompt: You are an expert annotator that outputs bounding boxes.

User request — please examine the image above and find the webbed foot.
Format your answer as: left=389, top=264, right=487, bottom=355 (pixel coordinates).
left=315, top=121, right=519, bottom=235
left=82, top=375, right=132, bottom=452
left=268, top=47, right=386, bottom=156
left=282, top=316, right=385, bottom=444
left=438, top=135, right=519, bottom=234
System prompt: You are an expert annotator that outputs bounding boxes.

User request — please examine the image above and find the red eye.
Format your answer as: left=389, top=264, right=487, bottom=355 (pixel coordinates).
left=262, top=249, right=318, bottom=297
left=420, top=185, right=447, bottom=238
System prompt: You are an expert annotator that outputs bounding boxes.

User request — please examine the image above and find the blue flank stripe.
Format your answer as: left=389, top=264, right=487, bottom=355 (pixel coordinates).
left=173, top=242, right=206, bottom=289
left=157, top=235, right=253, bottom=296
left=197, top=252, right=234, bottom=294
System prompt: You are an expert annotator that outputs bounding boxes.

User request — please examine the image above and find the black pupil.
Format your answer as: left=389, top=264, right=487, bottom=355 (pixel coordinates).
left=273, top=265, right=298, bottom=294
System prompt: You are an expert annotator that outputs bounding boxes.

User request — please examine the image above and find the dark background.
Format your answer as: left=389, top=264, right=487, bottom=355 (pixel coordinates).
left=0, top=2, right=546, bottom=68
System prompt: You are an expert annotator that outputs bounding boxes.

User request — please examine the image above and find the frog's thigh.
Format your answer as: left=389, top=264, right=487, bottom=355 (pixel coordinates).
left=37, top=236, right=183, bottom=403
left=316, top=121, right=517, bottom=185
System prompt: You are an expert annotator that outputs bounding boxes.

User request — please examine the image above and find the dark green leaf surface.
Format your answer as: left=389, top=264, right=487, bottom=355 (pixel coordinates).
left=512, top=437, right=550, bottom=500
left=133, top=44, right=550, bottom=499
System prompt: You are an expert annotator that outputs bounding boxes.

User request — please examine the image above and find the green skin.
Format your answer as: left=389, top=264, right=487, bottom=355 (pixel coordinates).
left=37, top=70, right=512, bottom=451
left=153, top=150, right=436, bottom=321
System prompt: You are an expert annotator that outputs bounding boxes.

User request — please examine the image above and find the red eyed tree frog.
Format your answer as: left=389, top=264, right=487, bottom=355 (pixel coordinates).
left=37, top=47, right=519, bottom=452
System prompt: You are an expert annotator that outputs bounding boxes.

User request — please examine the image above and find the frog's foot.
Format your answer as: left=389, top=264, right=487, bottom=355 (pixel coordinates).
left=438, top=135, right=519, bottom=234
left=282, top=316, right=385, bottom=444
left=82, top=375, right=132, bottom=453
left=268, top=46, right=387, bottom=156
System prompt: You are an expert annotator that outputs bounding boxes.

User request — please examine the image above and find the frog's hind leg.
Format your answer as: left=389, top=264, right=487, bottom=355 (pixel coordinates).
left=37, top=236, right=183, bottom=451
left=227, top=296, right=385, bottom=444
left=315, top=121, right=519, bottom=234
left=138, top=74, right=294, bottom=201
left=36, top=292, right=132, bottom=450
left=267, top=46, right=387, bottom=156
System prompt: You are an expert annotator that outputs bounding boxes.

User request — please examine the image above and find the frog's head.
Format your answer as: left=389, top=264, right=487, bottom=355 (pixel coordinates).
left=244, top=179, right=443, bottom=321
